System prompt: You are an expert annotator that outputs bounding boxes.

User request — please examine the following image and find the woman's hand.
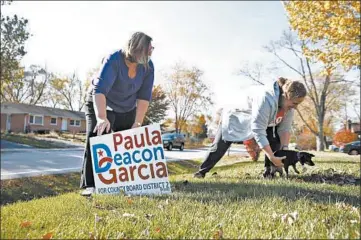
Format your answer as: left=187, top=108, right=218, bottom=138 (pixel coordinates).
left=131, top=122, right=142, bottom=129
left=93, top=117, right=111, bottom=136
left=270, top=155, right=285, bottom=168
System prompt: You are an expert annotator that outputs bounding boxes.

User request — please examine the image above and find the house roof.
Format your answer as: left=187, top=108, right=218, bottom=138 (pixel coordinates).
left=1, top=102, right=85, bottom=120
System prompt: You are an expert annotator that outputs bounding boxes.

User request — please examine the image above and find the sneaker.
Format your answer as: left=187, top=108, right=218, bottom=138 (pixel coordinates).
left=193, top=172, right=205, bottom=179
left=81, top=187, right=95, bottom=196
left=243, top=138, right=261, bottom=161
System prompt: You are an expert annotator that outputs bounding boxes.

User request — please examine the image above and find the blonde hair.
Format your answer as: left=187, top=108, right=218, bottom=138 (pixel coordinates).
left=123, top=32, right=153, bottom=70
left=277, top=77, right=307, bottom=99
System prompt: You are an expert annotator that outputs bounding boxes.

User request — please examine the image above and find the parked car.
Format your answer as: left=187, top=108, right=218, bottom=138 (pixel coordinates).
left=328, top=145, right=339, bottom=152
left=339, top=140, right=360, bottom=155
left=162, top=133, right=185, bottom=151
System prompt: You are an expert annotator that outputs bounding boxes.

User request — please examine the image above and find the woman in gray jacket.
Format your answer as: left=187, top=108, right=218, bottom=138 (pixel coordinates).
left=194, top=77, right=307, bottom=178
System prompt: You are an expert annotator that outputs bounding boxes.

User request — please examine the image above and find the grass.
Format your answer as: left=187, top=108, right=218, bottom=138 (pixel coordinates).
left=1, top=152, right=360, bottom=239
left=1, top=131, right=207, bottom=149
left=1, top=132, right=75, bottom=149
left=41, top=131, right=86, bottom=144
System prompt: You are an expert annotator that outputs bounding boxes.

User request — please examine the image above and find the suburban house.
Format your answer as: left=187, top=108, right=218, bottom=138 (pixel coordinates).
left=0, top=102, right=86, bottom=133
left=346, top=119, right=361, bottom=138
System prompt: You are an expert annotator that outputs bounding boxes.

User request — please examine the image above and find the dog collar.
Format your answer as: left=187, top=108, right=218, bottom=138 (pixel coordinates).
left=297, top=152, right=303, bottom=165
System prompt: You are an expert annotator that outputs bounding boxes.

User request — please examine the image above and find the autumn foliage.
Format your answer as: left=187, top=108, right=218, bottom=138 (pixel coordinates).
left=333, top=129, right=358, bottom=147
left=296, top=128, right=316, bottom=150
left=283, top=1, right=360, bottom=73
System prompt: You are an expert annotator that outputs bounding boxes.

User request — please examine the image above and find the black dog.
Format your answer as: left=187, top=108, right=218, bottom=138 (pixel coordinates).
left=270, top=150, right=315, bottom=178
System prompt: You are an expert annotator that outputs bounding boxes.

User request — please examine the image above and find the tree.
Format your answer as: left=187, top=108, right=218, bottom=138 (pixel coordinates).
left=143, top=85, right=170, bottom=125
left=1, top=64, right=52, bottom=105
left=49, top=72, right=89, bottom=111
left=266, top=30, right=361, bottom=151
left=333, top=129, right=358, bottom=147
left=296, top=128, right=316, bottom=150
left=161, top=118, right=175, bottom=132
left=237, top=61, right=278, bottom=86
left=1, top=1, right=31, bottom=94
left=188, top=114, right=208, bottom=139
left=163, top=62, right=213, bottom=133
left=239, top=30, right=356, bottom=151
left=282, top=1, right=360, bottom=72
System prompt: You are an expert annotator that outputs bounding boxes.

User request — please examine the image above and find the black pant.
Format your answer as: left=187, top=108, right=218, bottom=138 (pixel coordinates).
left=197, top=125, right=280, bottom=175
left=198, top=124, right=232, bottom=175
left=264, top=126, right=280, bottom=168
left=79, top=101, right=136, bottom=189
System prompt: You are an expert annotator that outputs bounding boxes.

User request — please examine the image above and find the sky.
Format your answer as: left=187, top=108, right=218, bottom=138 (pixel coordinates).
left=2, top=1, right=359, bottom=125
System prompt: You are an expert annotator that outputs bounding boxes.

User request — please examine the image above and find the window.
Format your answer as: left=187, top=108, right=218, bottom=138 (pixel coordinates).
left=29, top=115, right=44, bottom=125
left=70, top=119, right=81, bottom=127
left=50, top=117, right=57, bottom=125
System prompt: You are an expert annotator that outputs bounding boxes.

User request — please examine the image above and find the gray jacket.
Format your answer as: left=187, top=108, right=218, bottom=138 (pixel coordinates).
left=221, top=81, right=294, bottom=148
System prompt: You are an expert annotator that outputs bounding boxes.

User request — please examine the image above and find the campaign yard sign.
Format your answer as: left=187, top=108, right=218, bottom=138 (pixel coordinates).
left=89, top=124, right=171, bottom=195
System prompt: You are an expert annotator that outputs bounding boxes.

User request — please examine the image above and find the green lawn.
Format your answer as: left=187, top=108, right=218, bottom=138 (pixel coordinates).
left=1, top=132, right=78, bottom=149
left=1, top=152, right=360, bottom=239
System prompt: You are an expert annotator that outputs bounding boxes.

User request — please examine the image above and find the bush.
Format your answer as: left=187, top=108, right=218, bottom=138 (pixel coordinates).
left=333, top=129, right=358, bottom=147
left=296, top=131, right=316, bottom=150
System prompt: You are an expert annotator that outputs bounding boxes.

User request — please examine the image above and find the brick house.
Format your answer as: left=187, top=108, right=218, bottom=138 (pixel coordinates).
left=346, top=119, right=361, bottom=138
left=0, top=102, right=86, bottom=133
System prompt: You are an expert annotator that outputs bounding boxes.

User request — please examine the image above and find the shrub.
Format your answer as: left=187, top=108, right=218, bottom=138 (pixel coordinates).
left=333, top=129, right=358, bottom=147
left=296, top=131, right=316, bottom=150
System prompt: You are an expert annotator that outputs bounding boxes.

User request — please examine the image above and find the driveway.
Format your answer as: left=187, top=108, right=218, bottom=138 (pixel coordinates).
left=1, top=140, right=34, bottom=149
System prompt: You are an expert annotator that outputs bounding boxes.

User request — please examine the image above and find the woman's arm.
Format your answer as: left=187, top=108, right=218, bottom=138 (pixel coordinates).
left=92, top=53, right=118, bottom=120
left=279, top=131, right=291, bottom=150
left=133, top=100, right=150, bottom=127
left=133, top=61, right=155, bottom=127
left=92, top=53, right=118, bottom=135
left=277, top=109, right=294, bottom=149
left=251, top=95, right=284, bottom=167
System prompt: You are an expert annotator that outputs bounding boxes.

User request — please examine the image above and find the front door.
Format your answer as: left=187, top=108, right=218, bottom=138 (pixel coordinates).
left=6, top=114, right=11, bottom=131
left=61, top=118, right=68, bottom=131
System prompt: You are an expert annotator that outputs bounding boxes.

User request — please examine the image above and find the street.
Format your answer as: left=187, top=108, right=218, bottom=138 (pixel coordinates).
left=1, top=145, right=247, bottom=180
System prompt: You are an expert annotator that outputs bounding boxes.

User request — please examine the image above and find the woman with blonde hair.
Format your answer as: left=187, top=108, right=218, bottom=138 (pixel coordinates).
left=80, top=32, right=155, bottom=196
left=194, top=77, right=307, bottom=178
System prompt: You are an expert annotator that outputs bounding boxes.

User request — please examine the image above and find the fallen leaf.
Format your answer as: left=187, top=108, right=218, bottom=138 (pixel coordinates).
left=336, top=202, right=347, bottom=209
left=271, top=212, right=279, bottom=219
left=20, top=221, right=32, bottom=228
left=290, top=211, right=298, bottom=220
left=127, top=198, right=133, bottom=205
left=95, top=214, right=102, bottom=223
left=145, top=213, right=154, bottom=220
left=213, top=229, right=223, bottom=239
left=155, top=227, right=161, bottom=233
left=281, top=211, right=298, bottom=225
left=122, top=213, right=135, bottom=217
left=351, top=207, right=358, bottom=214
left=94, top=203, right=106, bottom=210
left=42, top=232, right=53, bottom=239
left=141, top=227, right=150, bottom=236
